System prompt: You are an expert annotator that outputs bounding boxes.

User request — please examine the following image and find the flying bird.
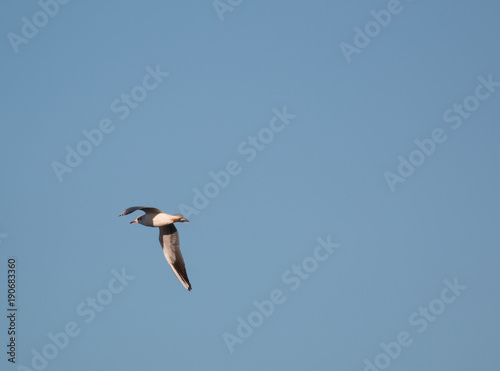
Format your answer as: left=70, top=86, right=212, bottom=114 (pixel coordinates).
left=119, top=206, right=192, bottom=291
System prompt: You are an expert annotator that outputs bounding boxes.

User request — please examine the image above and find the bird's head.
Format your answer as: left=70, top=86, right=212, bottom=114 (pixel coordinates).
left=130, top=215, right=144, bottom=225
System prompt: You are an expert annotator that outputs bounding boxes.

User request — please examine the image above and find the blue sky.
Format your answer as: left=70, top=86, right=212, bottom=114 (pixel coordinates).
left=1, top=1, right=500, bottom=370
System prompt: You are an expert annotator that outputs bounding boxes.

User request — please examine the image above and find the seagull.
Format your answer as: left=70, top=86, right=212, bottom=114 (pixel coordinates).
left=119, top=206, right=192, bottom=291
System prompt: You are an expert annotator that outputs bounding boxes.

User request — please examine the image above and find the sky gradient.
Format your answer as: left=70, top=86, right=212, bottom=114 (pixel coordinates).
left=1, top=1, right=500, bottom=370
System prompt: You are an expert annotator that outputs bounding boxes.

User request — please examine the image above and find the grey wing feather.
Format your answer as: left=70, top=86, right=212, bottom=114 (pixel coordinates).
left=119, top=206, right=162, bottom=216
left=159, top=224, right=192, bottom=291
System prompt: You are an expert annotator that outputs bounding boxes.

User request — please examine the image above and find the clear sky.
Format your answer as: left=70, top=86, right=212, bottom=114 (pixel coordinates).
left=1, top=1, right=500, bottom=370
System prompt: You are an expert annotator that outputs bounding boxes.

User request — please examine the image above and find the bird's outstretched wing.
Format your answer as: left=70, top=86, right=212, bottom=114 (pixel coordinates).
left=159, top=224, right=192, bottom=291
left=119, top=206, right=162, bottom=217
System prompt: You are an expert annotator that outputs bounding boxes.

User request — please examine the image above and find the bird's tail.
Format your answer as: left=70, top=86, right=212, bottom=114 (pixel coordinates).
left=173, top=214, right=190, bottom=223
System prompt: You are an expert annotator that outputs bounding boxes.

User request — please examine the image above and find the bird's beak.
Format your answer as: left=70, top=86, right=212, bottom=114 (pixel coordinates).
left=130, top=220, right=138, bottom=224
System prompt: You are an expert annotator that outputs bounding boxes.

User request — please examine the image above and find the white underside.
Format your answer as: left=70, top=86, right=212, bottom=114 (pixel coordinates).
left=141, top=212, right=178, bottom=227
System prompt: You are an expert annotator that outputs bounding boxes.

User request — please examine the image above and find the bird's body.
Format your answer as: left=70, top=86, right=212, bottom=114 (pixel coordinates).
left=119, top=206, right=192, bottom=291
